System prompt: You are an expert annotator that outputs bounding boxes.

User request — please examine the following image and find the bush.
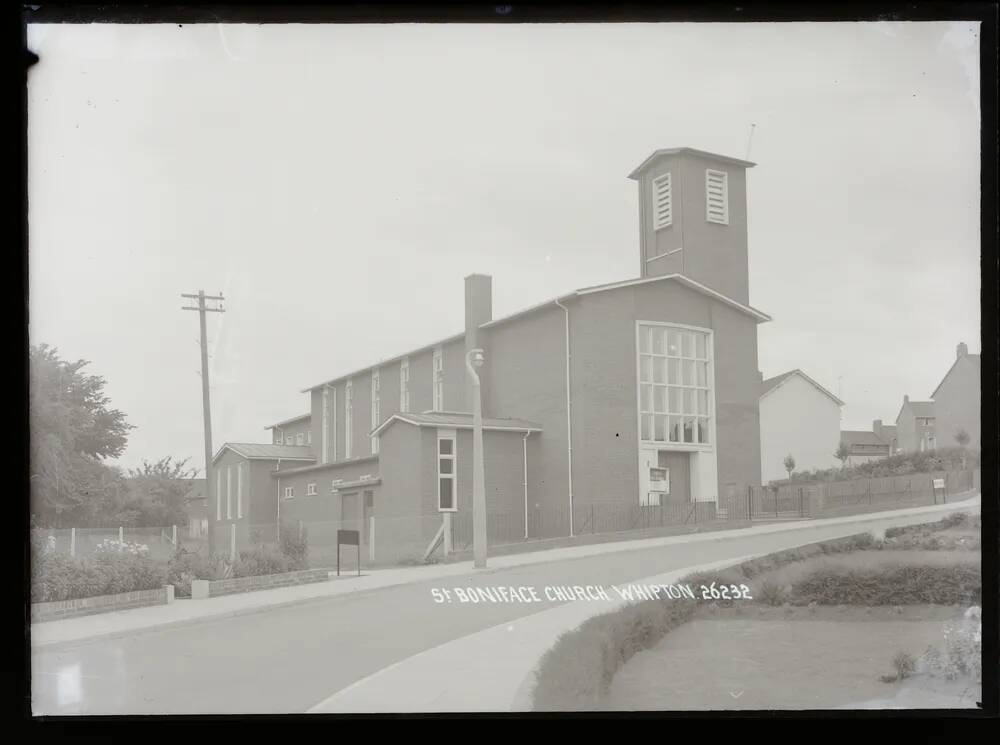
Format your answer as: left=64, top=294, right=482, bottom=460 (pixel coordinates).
left=166, top=548, right=225, bottom=597
left=31, top=550, right=166, bottom=603
left=280, top=523, right=309, bottom=569
left=532, top=596, right=698, bottom=710
left=789, top=563, right=981, bottom=607
left=758, top=580, right=788, bottom=606
left=233, top=545, right=291, bottom=578
left=892, top=651, right=916, bottom=680
left=919, top=607, right=982, bottom=682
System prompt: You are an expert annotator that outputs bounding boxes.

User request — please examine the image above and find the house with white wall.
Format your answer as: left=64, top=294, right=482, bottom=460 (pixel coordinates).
left=759, top=369, right=844, bottom=483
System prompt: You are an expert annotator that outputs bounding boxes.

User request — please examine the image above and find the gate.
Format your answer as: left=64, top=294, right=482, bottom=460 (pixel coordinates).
left=747, top=485, right=808, bottom=520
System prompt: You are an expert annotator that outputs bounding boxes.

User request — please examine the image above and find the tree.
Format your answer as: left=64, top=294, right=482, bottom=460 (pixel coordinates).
left=125, top=456, right=200, bottom=527
left=835, top=442, right=850, bottom=469
left=783, top=454, right=796, bottom=481
left=955, top=429, right=970, bottom=469
left=29, top=344, right=134, bottom=526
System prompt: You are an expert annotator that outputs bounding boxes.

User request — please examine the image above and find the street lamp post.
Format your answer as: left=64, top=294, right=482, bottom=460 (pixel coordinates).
left=465, top=348, right=487, bottom=568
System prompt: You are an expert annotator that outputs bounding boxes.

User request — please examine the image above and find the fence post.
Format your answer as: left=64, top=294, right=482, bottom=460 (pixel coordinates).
left=172, top=524, right=177, bottom=546
left=119, top=525, right=124, bottom=543
left=70, top=527, right=76, bottom=557
left=369, top=516, right=375, bottom=563
left=747, top=485, right=752, bottom=521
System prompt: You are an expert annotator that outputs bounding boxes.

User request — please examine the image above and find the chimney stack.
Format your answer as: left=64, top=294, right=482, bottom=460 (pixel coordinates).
left=873, top=419, right=883, bottom=437
left=904, top=394, right=909, bottom=404
left=464, top=274, right=493, bottom=411
left=957, top=342, right=968, bottom=359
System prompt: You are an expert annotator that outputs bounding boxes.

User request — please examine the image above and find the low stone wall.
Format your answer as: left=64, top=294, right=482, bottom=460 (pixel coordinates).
left=191, top=568, right=332, bottom=599
left=32, top=585, right=174, bottom=623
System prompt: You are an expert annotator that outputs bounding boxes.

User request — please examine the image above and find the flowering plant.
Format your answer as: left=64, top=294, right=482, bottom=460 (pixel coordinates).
left=918, top=605, right=982, bottom=682
left=93, top=537, right=150, bottom=556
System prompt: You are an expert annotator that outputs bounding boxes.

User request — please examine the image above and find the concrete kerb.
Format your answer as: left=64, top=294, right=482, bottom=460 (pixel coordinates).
left=30, top=494, right=980, bottom=651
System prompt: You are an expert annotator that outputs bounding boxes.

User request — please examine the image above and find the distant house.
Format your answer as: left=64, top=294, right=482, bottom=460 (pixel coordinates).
left=182, top=478, right=208, bottom=539
left=895, top=395, right=937, bottom=453
left=930, top=342, right=980, bottom=450
left=840, top=429, right=893, bottom=466
left=872, top=420, right=899, bottom=456
left=759, top=369, right=843, bottom=483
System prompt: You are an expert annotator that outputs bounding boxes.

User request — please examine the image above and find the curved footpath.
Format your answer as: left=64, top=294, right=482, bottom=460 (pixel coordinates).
left=307, top=495, right=981, bottom=713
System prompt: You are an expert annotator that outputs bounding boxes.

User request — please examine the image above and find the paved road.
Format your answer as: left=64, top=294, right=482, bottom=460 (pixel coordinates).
left=31, top=507, right=980, bottom=715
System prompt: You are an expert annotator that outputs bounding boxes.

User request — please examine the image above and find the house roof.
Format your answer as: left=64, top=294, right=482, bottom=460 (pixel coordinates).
left=759, top=369, right=844, bottom=406
left=302, top=273, right=771, bottom=393
left=265, top=413, right=311, bottom=430
left=270, top=454, right=379, bottom=478
left=930, top=353, right=981, bottom=399
left=841, top=430, right=890, bottom=449
left=370, top=411, right=543, bottom=438
left=212, top=443, right=316, bottom=464
left=627, top=148, right=756, bottom=179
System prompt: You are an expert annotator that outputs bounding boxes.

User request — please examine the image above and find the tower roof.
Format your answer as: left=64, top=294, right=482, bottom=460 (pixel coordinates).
left=628, top=147, right=756, bottom=180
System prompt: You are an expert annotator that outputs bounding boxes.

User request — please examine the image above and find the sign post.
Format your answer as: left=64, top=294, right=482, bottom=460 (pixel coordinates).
left=932, top=477, right=946, bottom=505
left=337, top=529, right=360, bottom=577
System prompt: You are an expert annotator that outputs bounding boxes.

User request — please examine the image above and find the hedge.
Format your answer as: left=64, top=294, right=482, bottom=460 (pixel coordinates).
left=789, top=563, right=981, bottom=606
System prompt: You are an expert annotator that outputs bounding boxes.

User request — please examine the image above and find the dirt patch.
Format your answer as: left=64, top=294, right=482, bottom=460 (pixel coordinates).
left=603, top=608, right=977, bottom=710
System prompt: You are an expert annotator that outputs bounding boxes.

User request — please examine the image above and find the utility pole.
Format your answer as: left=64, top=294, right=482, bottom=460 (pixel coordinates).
left=182, top=290, right=225, bottom=556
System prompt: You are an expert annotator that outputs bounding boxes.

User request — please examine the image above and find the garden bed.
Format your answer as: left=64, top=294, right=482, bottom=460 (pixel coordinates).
left=529, top=511, right=982, bottom=711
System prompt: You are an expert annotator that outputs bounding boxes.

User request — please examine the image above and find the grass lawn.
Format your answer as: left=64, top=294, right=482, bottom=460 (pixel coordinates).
left=604, top=605, right=979, bottom=710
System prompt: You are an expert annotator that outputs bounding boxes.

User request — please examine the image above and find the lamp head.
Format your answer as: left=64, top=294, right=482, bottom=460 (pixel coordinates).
left=469, top=348, right=485, bottom=368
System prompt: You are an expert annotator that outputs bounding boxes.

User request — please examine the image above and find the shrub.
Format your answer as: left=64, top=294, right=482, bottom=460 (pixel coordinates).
left=789, top=564, right=981, bottom=606
left=919, top=607, right=982, bottom=682
left=892, top=651, right=916, bottom=680
left=758, top=580, right=788, bottom=606
left=280, top=523, right=309, bottom=569
left=233, top=545, right=291, bottom=578
left=532, top=596, right=698, bottom=710
left=166, top=548, right=221, bottom=597
left=31, top=550, right=166, bottom=603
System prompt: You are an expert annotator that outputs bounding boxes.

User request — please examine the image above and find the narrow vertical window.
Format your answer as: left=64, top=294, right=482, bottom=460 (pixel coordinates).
left=651, top=172, right=672, bottom=229
left=321, top=387, right=330, bottom=463
left=296, top=432, right=304, bottom=446
left=216, top=468, right=222, bottom=520
left=285, top=435, right=293, bottom=446
left=400, top=358, right=410, bottom=413
left=371, top=371, right=381, bottom=454
left=237, top=463, right=244, bottom=518
left=706, top=169, right=729, bottom=225
left=432, top=346, right=444, bottom=411
left=226, top=466, right=232, bottom=519
left=345, top=380, right=353, bottom=459
left=437, top=429, right=457, bottom=511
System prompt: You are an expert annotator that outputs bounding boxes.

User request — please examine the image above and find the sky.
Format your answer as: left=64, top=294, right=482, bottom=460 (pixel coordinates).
left=27, top=22, right=981, bottom=473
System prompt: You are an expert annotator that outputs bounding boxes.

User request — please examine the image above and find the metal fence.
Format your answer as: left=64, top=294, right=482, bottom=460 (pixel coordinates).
left=30, top=525, right=203, bottom=561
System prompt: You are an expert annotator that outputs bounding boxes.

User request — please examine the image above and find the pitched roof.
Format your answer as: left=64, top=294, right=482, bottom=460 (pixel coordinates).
left=759, top=369, right=844, bottom=406
left=303, top=273, right=770, bottom=393
left=930, top=353, right=981, bottom=399
left=264, top=413, right=310, bottom=430
left=370, top=411, right=543, bottom=438
left=841, top=430, right=890, bottom=448
left=212, top=443, right=316, bottom=464
left=627, top=148, right=756, bottom=179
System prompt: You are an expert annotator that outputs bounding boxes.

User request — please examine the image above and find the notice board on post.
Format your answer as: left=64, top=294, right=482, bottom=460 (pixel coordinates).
left=337, top=529, right=361, bottom=576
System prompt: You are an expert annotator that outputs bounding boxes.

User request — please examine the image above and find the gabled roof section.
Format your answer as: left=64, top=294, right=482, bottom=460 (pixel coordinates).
left=841, top=430, right=890, bottom=449
left=370, top=412, right=543, bottom=438
left=212, top=443, right=316, bottom=464
left=759, top=369, right=844, bottom=406
left=627, top=148, right=756, bottom=180
left=896, top=399, right=935, bottom=424
left=931, top=353, right=981, bottom=399
left=303, top=273, right=769, bottom=393
left=265, top=413, right=311, bottom=430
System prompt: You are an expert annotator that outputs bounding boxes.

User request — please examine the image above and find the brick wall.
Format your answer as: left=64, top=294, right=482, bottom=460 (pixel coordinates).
left=32, top=586, right=171, bottom=622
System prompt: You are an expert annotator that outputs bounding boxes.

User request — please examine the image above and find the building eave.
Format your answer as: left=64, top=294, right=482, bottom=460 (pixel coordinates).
left=627, top=148, right=757, bottom=180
